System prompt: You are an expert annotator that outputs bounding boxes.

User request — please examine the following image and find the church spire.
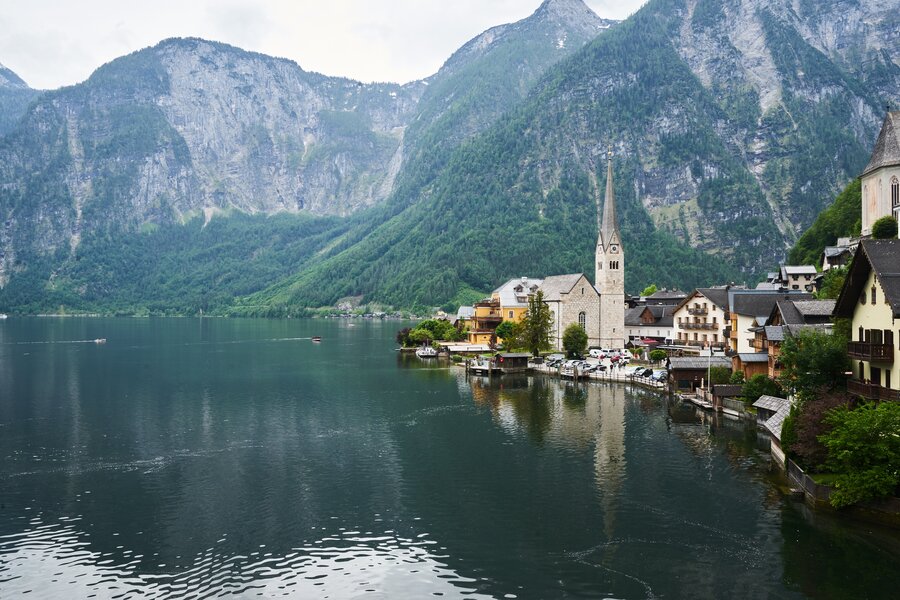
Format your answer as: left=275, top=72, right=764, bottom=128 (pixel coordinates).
left=599, top=147, right=620, bottom=249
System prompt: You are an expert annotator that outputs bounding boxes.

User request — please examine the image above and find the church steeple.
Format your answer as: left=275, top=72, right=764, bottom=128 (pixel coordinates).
left=595, top=146, right=625, bottom=349
left=598, top=147, right=621, bottom=250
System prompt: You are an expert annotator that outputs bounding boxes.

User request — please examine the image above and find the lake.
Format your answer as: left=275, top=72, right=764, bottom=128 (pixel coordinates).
left=1, top=317, right=898, bottom=599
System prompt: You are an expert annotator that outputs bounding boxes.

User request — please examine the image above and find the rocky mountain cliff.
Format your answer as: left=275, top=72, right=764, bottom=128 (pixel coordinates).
left=0, top=63, right=40, bottom=136
left=0, top=0, right=614, bottom=311
left=240, top=0, right=899, bottom=312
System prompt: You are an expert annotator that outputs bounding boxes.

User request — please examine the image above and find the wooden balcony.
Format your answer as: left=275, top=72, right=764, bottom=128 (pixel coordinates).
left=687, top=307, right=708, bottom=316
left=848, top=379, right=900, bottom=402
left=847, top=341, right=894, bottom=363
left=682, top=322, right=717, bottom=330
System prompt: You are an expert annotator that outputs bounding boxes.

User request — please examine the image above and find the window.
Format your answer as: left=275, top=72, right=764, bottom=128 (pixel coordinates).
left=597, top=262, right=603, bottom=270
left=892, top=177, right=899, bottom=207
left=508, top=310, right=514, bottom=319
left=861, top=291, right=867, bottom=305
left=872, top=286, right=877, bottom=305
left=578, top=312, right=586, bottom=329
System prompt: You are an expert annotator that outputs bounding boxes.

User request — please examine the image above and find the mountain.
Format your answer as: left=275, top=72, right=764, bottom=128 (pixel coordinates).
left=236, top=0, right=899, bottom=313
left=0, top=62, right=40, bottom=136
left=0, top=0, right=614, bottom=314
left=788, top=178, right=862, bottom=266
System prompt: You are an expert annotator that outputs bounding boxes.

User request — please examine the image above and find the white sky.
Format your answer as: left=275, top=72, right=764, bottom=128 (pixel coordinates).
left=0, top=1, right=646, bottom=90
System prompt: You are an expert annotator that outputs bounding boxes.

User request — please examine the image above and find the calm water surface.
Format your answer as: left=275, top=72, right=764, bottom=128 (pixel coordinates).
left=1, top=318, right=898, bottom=599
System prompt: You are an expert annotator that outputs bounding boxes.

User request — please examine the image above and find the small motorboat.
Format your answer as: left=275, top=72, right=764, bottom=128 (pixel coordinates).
left=415, top=345, right=438, bottom=358
left=311, top=336, right=322, bottom=343
left=0, top=313, right=7, bottom=319
left=93, top=338, right=107, bottom=344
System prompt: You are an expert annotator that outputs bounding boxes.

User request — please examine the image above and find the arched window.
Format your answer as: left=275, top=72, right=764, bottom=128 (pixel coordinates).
left=872, top=285, right=877, bottom=305
left=578, top=312, right=586, bottom=329
left=892, top=176, right=899, bottom=207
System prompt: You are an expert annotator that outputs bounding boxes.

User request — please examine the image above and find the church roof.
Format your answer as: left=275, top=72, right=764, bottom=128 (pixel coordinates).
left=539, top=274, right=590, bottom=302
left=862, top=111, right=900, bottom=176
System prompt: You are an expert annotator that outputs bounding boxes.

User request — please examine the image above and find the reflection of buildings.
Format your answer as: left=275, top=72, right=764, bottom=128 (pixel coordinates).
left=464, top=375, right=626, bottom=535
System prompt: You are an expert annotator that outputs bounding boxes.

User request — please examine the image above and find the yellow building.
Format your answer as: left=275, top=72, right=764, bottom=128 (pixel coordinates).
left=834, top=239, right=900, bottom=401
left=464, top=277, right=543, bottom=345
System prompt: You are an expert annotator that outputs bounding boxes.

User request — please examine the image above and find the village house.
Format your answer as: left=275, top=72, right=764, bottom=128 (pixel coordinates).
left=463, top=277, right=543, bottom=344
left=860, top=110, right=900, bottom=237
left=821, top=238, right=855, bottom=271
left=624, top=304, right=675, bottom=346
left=671, top=287, right=731, bottom=351
left=751, top=298, right=836, bottom=379
left=833, top=238, right=900, bottom=401
left=727, top=289, right=813, bottom=354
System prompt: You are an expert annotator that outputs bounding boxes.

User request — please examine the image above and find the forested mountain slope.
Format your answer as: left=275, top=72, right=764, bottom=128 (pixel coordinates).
left=238, top=0, right=898, bottom=312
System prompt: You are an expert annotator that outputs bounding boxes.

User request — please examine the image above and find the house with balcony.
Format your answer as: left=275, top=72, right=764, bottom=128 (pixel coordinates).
left=671, top=288, right=732, bottom=351
left=751, top=298, right=836, bottom=378
left=465, top=276, right=544, bottom=344
left=727, top=290, right=813, bottom=354
left=834, top=239, right=900, bottom=401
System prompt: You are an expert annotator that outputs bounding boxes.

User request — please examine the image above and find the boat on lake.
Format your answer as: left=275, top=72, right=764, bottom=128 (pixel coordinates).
left=93, top=338, right=107, bottom=344
left=312, top=336, right=322, bottom=343
left=415, top=345, right=438, bottom=358
left=0, top=313, right=7, bottom=319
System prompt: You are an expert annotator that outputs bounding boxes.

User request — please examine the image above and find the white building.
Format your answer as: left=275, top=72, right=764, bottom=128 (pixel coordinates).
left=861, top=110, right=900, bottom=237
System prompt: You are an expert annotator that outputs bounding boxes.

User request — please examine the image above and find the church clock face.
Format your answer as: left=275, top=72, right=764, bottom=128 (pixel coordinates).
left=610, top=245, right=618, bottom=254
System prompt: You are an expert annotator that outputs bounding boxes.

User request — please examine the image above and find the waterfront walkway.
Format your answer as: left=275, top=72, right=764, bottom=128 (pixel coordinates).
left=531, top=363, right=668, bottom=392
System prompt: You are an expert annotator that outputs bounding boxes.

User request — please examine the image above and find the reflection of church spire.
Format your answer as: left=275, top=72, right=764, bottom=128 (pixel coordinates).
left=599, top=147, right=621, bottom=251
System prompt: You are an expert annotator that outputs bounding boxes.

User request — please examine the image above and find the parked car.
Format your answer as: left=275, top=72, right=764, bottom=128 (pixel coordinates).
left=623, top=366, right=642, bottom=377
left=588, top=348, right=603, bottom=358
left=639, top=368, right=654, bottom=378
left=651, top=369, right=668, bottom=382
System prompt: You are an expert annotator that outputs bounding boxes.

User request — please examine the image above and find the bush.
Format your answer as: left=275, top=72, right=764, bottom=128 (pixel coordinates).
left=709, top=365, right=732, bottom=385
left=729, top=371, right=745, bottom=385
left=562, top=323, right=588, bottom=358
left=742, top=374, right=782, bottom=404
left=871, top=215, right=898, bottom=239
left=649, top=349, right=668, bottom=362
left=822, top=401, right=900, bottom=508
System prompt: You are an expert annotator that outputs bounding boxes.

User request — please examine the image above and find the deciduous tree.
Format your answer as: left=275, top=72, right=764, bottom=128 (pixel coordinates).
left=562, top=323, right=588, bottom=358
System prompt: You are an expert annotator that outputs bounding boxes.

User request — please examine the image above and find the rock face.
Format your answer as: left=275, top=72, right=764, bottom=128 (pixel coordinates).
left=0, top=0, right=614, bottom=297
left=0, top=63, right=39, bottom=136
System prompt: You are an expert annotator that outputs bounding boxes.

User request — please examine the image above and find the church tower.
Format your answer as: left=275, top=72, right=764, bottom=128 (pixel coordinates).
left=595, top=149, right=625, bottom=349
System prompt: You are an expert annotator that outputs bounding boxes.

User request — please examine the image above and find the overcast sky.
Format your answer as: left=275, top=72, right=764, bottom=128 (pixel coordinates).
left=0, top=1, right=646, bottom=90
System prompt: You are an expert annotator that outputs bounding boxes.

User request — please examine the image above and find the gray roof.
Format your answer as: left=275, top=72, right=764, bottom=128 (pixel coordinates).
left=691, top=287, right=730, bottom=310
left=624, top=306, right=646, bottom=326
left=731, top=292, right=813, bottom=319
left=493, top=277, right=543, bottom=307
left=862, top=111, right=900, bottom=176
left=775, top=300, right=804, bottom=325
left=823, top=246, right=852, bottom=259
left=753, top=395, right=793, bottom=440
left=782, top=265, right=817, bottom=276
left=764, top=326, right=785, bottom=342
left=625, top=305, right=675, bottom=327
left=712, top=384, right=743, bottom=397
left=737, top=352, right=768, bottom=363
left=755, top=282, right=783, bottom=290
left=793, top=300, right=836, bottom=317
left=835, top=239, right=900, bottom=319
left=753, top=395, right=790, bottom=412
left=668, top=356, right=732, bottom=370
left=539, top=274, right=590, bottom=302
left=784, top=323, right=832, bottom=336
left=456, top=306, right=475, bottom=319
